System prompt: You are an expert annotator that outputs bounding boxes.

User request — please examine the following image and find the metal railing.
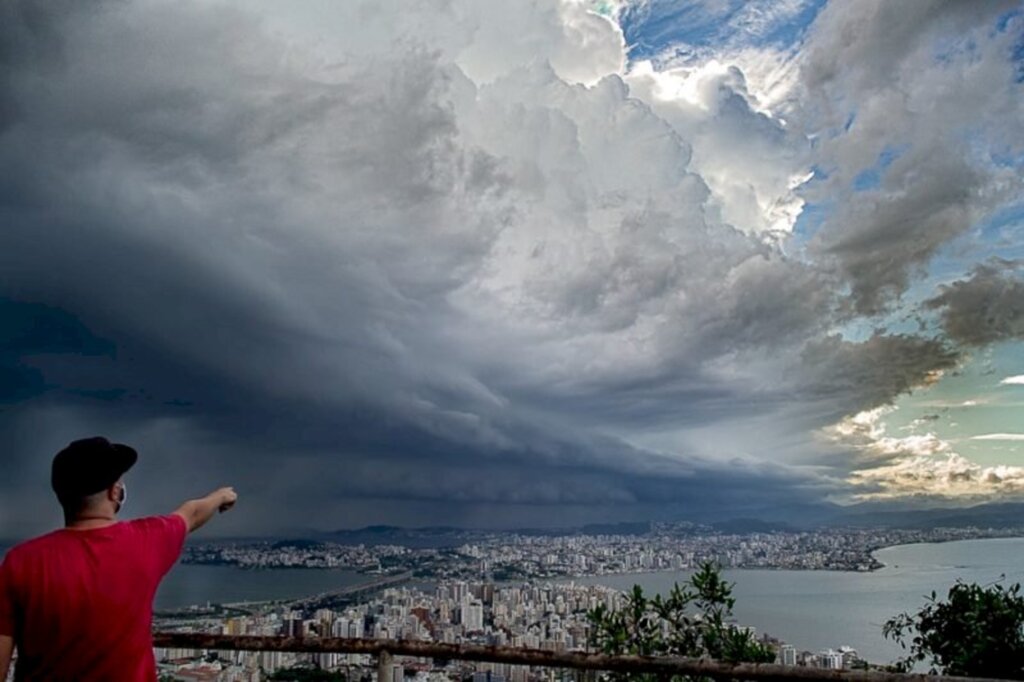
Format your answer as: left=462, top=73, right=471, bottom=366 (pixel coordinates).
left=151, top=633, right=1009, bottom=682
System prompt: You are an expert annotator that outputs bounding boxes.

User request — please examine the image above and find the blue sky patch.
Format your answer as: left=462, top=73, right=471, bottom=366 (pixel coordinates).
left=619, top=0, right=827, bottom=62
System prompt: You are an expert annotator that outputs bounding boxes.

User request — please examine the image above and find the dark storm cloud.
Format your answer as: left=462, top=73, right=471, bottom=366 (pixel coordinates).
left=0, top=376, right=832, bottom=536
left=801, top=0, right=1020, bottom=93
left=0, top=0, right=1020, bottom=535
left=0, top=299, right=115, bottom=404
left=799, top=333, right=960, bottom=420
left=925, top=261, right=1024, bottom=346
left=815, top=150, right=996, bottom=316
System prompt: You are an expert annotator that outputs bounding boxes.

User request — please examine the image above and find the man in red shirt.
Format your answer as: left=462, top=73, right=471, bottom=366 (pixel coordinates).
left=0, top=436, right=238, bottom=681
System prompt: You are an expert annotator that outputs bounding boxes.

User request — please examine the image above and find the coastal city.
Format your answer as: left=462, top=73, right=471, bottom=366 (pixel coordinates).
left=182, top=523, right=1024, bottom=577
left=154, top=579, right=864, bottom=681
left=151, top=524, right=1024, bottom=680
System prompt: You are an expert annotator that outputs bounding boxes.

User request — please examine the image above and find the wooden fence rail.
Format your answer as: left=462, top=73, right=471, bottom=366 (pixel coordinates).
left=151, top=633, right=1009, bottom=682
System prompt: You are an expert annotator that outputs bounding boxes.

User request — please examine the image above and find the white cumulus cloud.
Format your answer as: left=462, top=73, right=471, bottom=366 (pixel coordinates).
left=827, top=408, right=1024, bottom=501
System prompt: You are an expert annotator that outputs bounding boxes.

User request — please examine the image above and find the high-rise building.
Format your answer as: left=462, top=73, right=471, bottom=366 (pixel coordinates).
left=333, top=618, right=348, bottom=637
left=462, top=599, right=485, bottom=632
left=318, top=652, right=342, bottom=670
left=348, top=619, right=363, bottom=638
left=779, top=644, right=797, bottom=666
left=259, top=651, right=283, bottom=673
left=285, top=617, right=304, bottom=638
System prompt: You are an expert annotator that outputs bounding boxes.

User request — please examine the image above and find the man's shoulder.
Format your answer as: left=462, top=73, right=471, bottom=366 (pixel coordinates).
left=6, top=530, right=66, bottom=555
left=126, top=515, right=188, bottom=574
left=2, top=530, right=65, bottom=566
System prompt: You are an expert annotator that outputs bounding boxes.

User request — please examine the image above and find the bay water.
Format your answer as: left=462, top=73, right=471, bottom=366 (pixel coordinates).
left=155, top=565, right=369, bottom=610
left=575, top=537, right=1024, bottom=665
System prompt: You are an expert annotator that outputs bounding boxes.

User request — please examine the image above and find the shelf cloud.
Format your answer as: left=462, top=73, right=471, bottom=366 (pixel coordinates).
left=1, top=0, right=1021, bottom=535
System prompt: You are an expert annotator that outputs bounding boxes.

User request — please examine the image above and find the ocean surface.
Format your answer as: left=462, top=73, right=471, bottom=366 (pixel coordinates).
left=155, top=565, right=370, bottom=610
left=575, top=537, right=1024, bottom=665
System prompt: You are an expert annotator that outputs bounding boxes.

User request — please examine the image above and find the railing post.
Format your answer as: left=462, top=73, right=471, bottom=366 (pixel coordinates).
left=377, top=649, right=393, bottom=682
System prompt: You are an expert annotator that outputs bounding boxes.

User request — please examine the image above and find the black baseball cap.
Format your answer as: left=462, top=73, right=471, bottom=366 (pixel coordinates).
left=51, top=436, right=137, bottom=503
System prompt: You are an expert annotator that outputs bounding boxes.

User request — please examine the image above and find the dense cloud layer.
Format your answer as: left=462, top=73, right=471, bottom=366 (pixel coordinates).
left=0, top=0, right=1021, bottom=535
left=925, top=261, right=1024, bottom=347
left=797, top=0, right=1022, bottom=313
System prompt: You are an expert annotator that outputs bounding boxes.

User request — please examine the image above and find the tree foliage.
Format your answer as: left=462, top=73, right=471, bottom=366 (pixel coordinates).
left=587, top=562, right=774, bottom=681
left=883, top=577, right=1024, bottom=679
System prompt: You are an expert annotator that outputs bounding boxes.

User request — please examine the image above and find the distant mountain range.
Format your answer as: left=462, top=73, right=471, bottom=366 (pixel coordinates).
left=689, top=500, right=1024, bottom=532
left=303, top=501, right=1024, bottom=547
left=838, top=502, right=1024, bottom=529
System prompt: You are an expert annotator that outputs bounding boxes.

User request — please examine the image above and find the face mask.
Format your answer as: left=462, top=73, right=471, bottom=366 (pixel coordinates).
left=116, top=482, right=127, bottom=513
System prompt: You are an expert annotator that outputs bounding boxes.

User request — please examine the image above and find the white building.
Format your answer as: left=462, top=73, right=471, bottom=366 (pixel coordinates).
left=462, top=599, right=484, bottom=632
left=820, top=649, right=844, bottom=670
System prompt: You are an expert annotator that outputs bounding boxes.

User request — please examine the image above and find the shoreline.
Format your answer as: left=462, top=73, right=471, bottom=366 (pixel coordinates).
left=867, top=533, right=1024, bottom=571
left=158, top=534, right=1024, bottom=612
left=562, top=533, right=1024, bottom=582
left=177, top=531, right=1024, bottom=580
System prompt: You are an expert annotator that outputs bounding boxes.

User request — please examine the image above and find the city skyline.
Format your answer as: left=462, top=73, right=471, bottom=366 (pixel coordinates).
left=1, top=1, right=1023, bottom=536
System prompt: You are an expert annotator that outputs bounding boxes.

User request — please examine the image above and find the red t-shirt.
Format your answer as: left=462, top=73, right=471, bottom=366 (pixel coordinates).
left=0, top=515, right=187, bottom=681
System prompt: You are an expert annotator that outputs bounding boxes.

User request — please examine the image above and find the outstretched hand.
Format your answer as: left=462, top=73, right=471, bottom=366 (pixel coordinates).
left=175, top=487, right=239, bottom=533
left=217, top=487, right=238, bottom=513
